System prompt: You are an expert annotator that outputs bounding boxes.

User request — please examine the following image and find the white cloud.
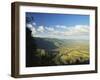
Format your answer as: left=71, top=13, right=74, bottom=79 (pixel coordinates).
left=27, top=23, right=89, bottom=39
left=26, top=24, right=33, bottom=29
left=45, top=27, right=54, bottom=31
left=67, top=25, right=89, bottom=35
left=32, top=22, right=36, bottom=26
left=50, top=25, right=89, bottom=37
left=74, top=25, right=89, bottom=33
left=26, top=23, right=36, bottom=35
left=55, top=25, right=67, bottom=29
left=37, top=26, right=45, bottom=32
left=31, top=27, right=36, bottom=35
left=60, top=25, right=67, bottom=29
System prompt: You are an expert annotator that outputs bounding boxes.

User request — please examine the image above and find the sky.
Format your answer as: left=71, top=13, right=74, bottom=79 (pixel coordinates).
left=26, top=12, right=90, bottom=40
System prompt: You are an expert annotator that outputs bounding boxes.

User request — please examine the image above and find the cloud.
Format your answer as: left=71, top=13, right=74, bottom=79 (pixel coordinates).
left=50, top=25, right=89, bottom=36
left=26, top=24, right=33, bottom=29
left=73, top=25, right=89, bottom=32
left=32, top=22, right=36, bottom=26
left=67, top=25, right=89, bottom=35
left=27, top=23, right=89, bottom=39
left=26, top=23, right=36, bottom=35
left=45, top=27, right=54, bottom=31
left=37, top=26, right=45, bottom=32
left=48, top=25, right=89, bottom=38
left=55, top=25, right=67, bottom=29
left=31, top=27, right=37, bottom=35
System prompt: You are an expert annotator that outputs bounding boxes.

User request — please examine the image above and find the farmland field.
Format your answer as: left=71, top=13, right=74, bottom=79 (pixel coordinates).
left=26, top=36, right=89, bottom=67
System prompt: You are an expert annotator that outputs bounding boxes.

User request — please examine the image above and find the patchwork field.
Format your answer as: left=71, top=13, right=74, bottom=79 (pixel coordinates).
left=30, top=37, right=89, bottom=66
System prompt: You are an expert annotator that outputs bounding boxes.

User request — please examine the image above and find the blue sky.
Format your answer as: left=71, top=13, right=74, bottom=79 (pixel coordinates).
left=26, top=12, right=90, bottom=40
